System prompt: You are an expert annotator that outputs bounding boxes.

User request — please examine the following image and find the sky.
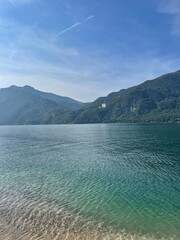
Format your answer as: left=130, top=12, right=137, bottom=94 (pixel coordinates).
left=0, top=0, right=180, bottom=102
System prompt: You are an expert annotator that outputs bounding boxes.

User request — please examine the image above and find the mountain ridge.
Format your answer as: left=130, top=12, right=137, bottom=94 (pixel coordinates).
left=68, top=70, right=180, bottom=123
left=0, top=70, right=179, bottom=124
left=21, top=85, right=84, bottom=110
left=0, top=85, right=86, bottom=125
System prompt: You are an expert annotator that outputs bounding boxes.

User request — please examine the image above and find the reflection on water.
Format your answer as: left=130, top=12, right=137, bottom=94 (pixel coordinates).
left=0, top=124, right=179, bottom=240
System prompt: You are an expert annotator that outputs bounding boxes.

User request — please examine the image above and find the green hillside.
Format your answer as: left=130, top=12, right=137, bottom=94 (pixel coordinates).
left=0, top=86, right=85, bottom=125
left=0, top=70, right=179, bottom=124
left=70, top=70, right=180, bottom=123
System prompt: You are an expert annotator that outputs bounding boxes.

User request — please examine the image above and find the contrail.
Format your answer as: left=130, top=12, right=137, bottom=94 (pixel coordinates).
left=56, top=22, right=81, bottom=36
left=56, top=15, right=95, bottom=37
left=84, top=15, right=95, bottom=21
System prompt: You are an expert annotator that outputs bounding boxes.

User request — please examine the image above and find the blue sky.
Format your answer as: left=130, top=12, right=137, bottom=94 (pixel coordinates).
left=0, top=0, right=180, bottom=101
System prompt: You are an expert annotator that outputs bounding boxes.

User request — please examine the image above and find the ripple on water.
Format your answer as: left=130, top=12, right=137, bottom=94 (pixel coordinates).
left=0, top=186, right=178, bottom=240
left=0, top=124, right=179, bottom=240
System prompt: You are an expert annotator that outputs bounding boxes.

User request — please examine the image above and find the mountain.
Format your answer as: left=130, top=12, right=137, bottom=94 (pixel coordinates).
left=22, top=86, right=84, bottom=110
left=0, top=86, right=85, bottom=125
left=0, top=70, right=179, bottom=125
left=69, top=70, right=180, bottom=123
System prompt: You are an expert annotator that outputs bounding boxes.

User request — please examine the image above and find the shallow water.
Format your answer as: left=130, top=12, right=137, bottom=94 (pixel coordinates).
left=0, top=124, right=179, bottom=239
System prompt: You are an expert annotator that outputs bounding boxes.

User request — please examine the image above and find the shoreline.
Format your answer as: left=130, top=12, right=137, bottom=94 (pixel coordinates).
left=0, top=225, right=176, bottom=240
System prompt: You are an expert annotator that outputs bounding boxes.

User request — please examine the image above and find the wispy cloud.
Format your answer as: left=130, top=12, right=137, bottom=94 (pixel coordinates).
left=8, top=0, right=32, bottom=5
left=158, top=0, right=180, bottom=36
left=0, top=1, right=179, bottom=102
left=56, top=15, right=95, bottom=37
left=0, top=14, right=179, bottom=101
left=1, top=26, right=179, bottom=102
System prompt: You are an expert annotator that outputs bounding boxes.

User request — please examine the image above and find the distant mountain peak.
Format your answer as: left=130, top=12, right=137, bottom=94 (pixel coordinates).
left=8, top=85, right=18, bottom=89
left=23, top=85, right=35, bottom=89
left=0, top=85, right=86, bottom=125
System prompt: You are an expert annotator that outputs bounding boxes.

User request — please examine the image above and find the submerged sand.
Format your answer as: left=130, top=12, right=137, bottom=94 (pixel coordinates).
left=0, top=193, right=176, bottom=240
left=0, top=218, right=175, bottom=240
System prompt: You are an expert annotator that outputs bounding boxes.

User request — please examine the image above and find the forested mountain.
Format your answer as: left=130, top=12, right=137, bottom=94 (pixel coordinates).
left=0, top=86, right=85, bottom=125
left=22, top=86, right=84, bottom=110
left=69, top=70, right=180, bottom=123
left=0, top=70, right=179, bottom=124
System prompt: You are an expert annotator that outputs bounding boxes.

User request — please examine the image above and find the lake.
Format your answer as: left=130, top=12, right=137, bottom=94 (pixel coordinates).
left=0, top=124, right=179, bottom=240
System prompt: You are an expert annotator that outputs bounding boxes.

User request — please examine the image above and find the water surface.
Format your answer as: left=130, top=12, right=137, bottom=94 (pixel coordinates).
left=0, top=124, right=179, bottom=239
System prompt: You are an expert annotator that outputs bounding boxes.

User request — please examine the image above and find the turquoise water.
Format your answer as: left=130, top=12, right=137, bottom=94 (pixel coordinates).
left=0, top=124, right=179, bottom=239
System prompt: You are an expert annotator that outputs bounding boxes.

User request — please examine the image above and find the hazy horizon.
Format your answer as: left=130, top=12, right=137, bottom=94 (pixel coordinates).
left=0, top=67, right=179, bottom=103
left=0, top=0, right=180, bottom=101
